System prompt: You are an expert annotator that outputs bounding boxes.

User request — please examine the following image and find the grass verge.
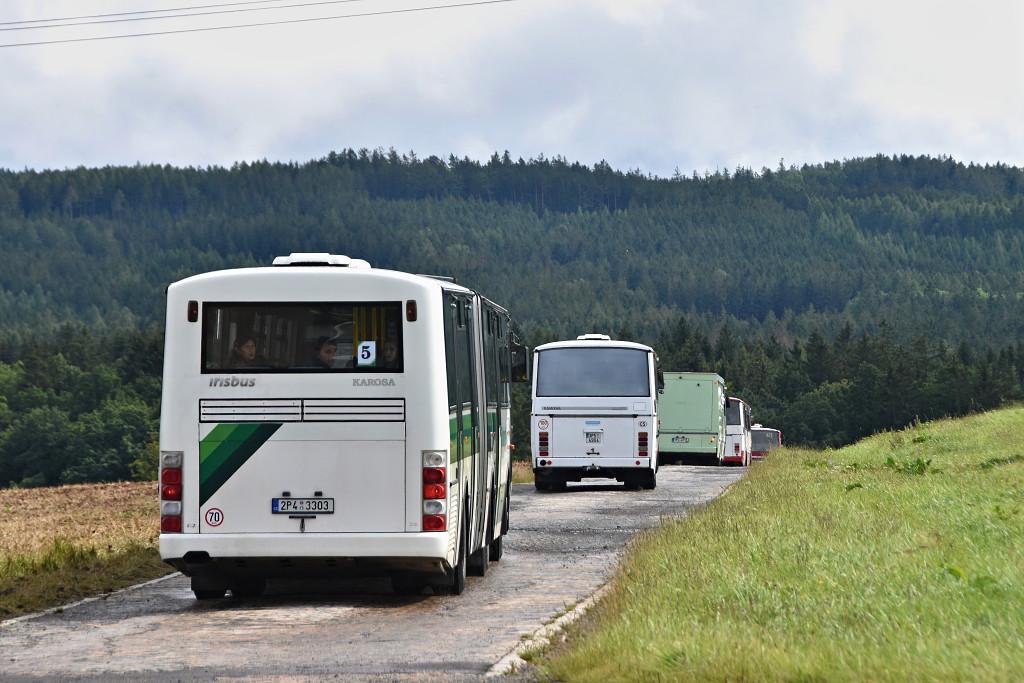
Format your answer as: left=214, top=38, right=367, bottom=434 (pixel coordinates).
left=512, top=459, right=534, bottom=484
left=0, top=481, right=171, bottom=620
left=541, top=406, right=1024, bottom=681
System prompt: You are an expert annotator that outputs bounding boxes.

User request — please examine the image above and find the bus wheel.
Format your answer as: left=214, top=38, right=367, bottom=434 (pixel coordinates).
left=230, top=577, right=266, bottom=599
left=642, top=471, right=657, bottom=490
left=500, top=485, right=510, bottom=535
left=489, top=534, right=503, bottom=562
left=442, top=515, right=468, bottom=595
left=468, top=542, right=489, bottom=577
left=191, top=575, right=227, bottom=601
left=534, top=480, right=550, bottom=492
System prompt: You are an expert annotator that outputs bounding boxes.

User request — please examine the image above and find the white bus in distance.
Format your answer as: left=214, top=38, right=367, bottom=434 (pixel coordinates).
left=531, top=335, right=662, bottom=490
left=158, top=253, right=529, bottom=599
left=723, top=396, right=752, bottom=466
left=751, top=424, right=782, bottom=460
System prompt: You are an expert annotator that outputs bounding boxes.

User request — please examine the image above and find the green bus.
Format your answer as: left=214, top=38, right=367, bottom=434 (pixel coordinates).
left=657, top=372, right=727, bottom=465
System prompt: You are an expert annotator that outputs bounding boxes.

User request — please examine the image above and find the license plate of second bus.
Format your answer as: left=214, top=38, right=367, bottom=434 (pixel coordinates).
left=586, top=431, right=602, bottom=444
left=271, top=498, right=335, bottom=514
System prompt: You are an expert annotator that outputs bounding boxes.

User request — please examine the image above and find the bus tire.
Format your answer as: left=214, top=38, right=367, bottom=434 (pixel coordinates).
left=534, top=480, right=550, bottom=492
left=468, top=542, right=488, bottom=577
left=230, top=577, right=266, bottom=599
left=442, top=514, right=468, bottom=595
left=191, top=575, right=227, bottom=601
left=642, top=471, right=657, bottom=490
left=489, top=534, right=503, bottom=562
left=500, top=483, right=510, bottom=535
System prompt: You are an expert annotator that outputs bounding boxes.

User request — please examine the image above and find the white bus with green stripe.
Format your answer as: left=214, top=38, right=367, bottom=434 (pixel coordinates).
left=158, top=253, right=528, bottom=599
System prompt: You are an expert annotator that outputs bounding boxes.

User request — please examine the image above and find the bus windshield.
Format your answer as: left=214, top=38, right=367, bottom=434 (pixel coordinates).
left=752, top=430, right=780, bottom=450
left=202, top=302, right=403, bottom=372
left=536, top=347, right=650, bottom=397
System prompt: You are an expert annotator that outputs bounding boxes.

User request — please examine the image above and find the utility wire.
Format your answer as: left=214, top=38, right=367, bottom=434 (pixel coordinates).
left=0, top=0, right=518, bottom=49
left=2, top=0, right=372, bottom=33
left=0, top=1, right=290, bottom=26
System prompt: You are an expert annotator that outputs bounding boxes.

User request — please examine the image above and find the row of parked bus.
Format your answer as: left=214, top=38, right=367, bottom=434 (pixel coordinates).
left=528, top=337, right=782, bottom=493
left=157, top=256, right=777, bottom=600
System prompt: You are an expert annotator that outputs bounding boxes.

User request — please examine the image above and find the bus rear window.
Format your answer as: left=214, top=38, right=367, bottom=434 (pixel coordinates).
left=752, top=430, right=780, bottom=450
left=202, top=302, right=403, bottom=373
left=535, top=348, right=651, bottom=397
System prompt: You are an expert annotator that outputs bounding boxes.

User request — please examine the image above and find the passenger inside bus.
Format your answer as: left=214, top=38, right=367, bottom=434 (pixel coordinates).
left=379, top=339, right=400, bottom=369
left=228, top=335, right=264, bottom=368
left=309, top=336, right=339, bottom=369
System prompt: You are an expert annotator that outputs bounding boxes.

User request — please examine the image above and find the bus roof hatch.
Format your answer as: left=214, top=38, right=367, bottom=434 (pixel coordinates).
left=272, top=253, right=371, bottom=268
left=576, top=334, right=612, bottom=341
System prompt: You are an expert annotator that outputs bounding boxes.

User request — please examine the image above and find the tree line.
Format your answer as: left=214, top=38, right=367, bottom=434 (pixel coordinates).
left=0, top=153, right=1022, bottom=347
left=0, top=320, right=1020, bottom=487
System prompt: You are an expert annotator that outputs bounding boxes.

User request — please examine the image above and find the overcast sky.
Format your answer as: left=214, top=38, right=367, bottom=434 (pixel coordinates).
left=1, top=0, right=1022, bottom=176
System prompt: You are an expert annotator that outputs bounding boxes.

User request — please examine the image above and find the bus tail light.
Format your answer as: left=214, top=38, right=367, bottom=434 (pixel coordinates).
left=160, top=450, right=184, bottom=533
left=734, top=442, right=741, bottom=454
left=423, top=467, right=446, bottom=484
left=406, top=300, right=417, bottom=322
left=423, top=483, right=446, bottom=499
left=422, top=514, right=446, bottom=531
left=421, top=450, right=447, bottom=531
left=638, top=431, right=648, bottom=457
left=161, top=483, right=182, bottom=500
left=538, top=431, right=549, bottom=457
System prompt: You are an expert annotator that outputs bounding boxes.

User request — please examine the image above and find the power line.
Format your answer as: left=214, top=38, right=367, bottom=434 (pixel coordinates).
left=0, top=1, right=290, bottom=26
left=2, top=0, right=372, bottom=33
left=0, top=0, right=519, bottom=49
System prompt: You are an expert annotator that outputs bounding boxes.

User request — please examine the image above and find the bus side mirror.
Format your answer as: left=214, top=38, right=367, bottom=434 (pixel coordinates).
left=656, top=370, right=665, bottom=393
left=510, top=341, right=530, bottom=383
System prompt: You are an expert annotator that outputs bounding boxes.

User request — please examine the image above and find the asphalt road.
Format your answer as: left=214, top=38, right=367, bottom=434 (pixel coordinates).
left=0, top=465, right=743, bottom=682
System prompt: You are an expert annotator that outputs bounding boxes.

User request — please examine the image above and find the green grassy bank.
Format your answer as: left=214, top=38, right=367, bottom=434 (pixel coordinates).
left=542, top=407, right=1024, bottom=681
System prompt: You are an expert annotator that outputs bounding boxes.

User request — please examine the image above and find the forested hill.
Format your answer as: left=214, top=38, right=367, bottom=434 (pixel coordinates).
left=0, top=152, right=1022, bottom=347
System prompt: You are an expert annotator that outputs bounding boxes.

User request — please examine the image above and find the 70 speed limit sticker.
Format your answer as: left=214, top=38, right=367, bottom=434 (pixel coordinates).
left=204, top=508, right=224, bottom=526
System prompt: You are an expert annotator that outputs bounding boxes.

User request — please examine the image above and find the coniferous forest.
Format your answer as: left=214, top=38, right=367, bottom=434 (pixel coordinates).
left=0, top=152, right=1021, bottom=486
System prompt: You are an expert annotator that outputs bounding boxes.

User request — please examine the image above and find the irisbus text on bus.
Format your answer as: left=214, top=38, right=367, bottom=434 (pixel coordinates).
left=158, top=254, right=528, bottom=599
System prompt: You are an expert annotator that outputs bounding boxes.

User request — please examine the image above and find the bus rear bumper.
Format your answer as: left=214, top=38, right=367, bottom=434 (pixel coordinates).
left=534, top=457, right=653, bottom=483
left=160, top=532, right=451, bottom=576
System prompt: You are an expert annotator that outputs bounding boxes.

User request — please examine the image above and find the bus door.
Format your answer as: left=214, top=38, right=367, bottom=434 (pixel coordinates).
left=448, top=294, right=480, bottom=541
left=464, top=297, right=486, bottom=546
left=482, top=306, right=501, bottom=542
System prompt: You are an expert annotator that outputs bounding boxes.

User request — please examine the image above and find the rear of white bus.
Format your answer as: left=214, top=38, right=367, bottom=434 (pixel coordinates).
left=158, top=264, right=459, bottom=598
left=723, top=397, right=752, bottom=466
left=530, top=340, right=658, bottom=490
